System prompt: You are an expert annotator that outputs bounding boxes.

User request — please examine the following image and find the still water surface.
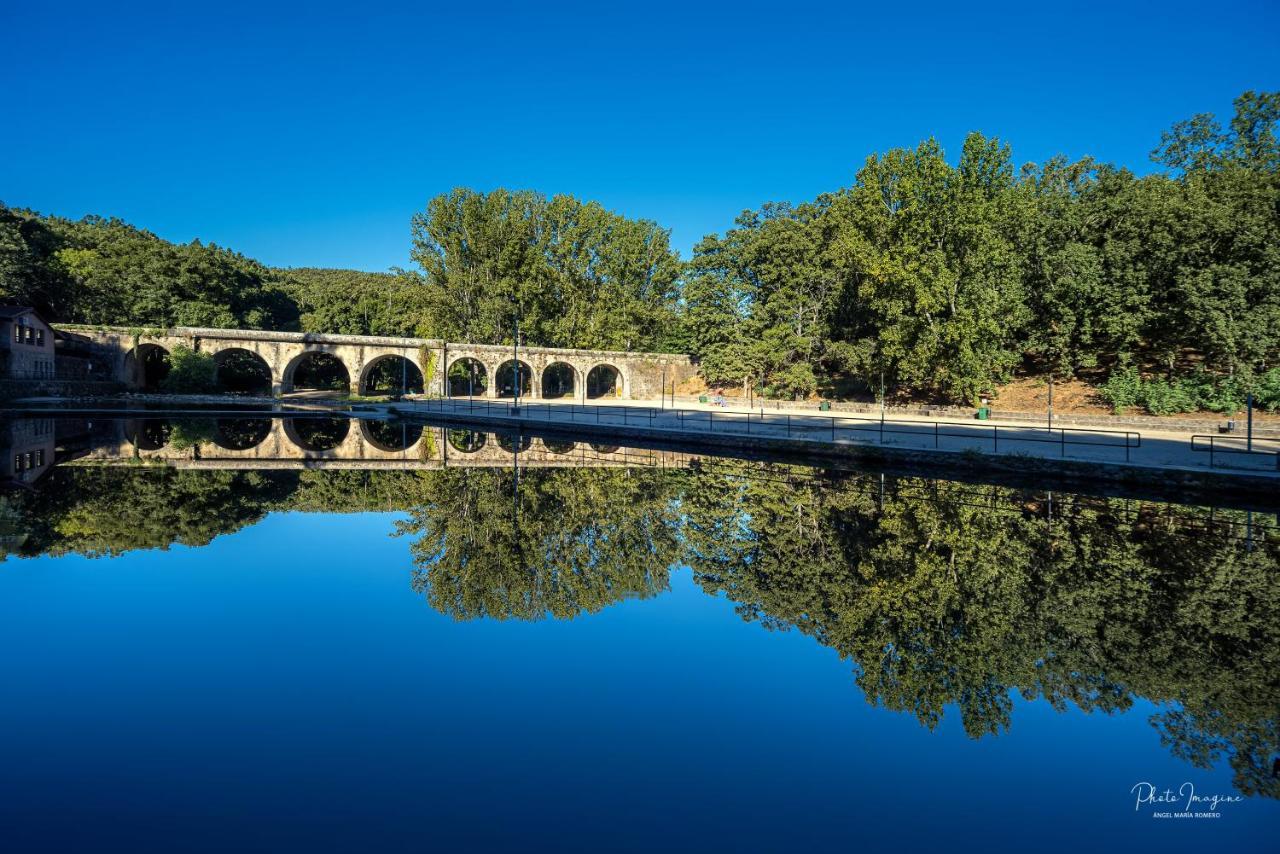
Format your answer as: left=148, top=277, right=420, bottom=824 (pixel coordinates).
left=2, top=415, right=1277, bottom=851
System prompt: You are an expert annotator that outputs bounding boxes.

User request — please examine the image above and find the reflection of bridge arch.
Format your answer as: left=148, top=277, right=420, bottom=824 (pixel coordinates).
left=447, top=429, right=487, bottom=454
left=496, top=432, right=532, bottom=454
left=282, top=350, right=351, bottom=393
left=124, top=418, right=172, bottom=450
left=88, top=420, right=702, bottom=469
left=359, top=419, right=423, bottom=452
left=359, top=355, right=424, bottom=396
left=214, top=418, right=272, bottom=450
left=283, top=416, right=351, bottom=452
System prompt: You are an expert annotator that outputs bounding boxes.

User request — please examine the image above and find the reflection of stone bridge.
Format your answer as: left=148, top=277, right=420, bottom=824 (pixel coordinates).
left=58, top=326, right=697, bottom=399
left=73, top=416, right=700, bottom=471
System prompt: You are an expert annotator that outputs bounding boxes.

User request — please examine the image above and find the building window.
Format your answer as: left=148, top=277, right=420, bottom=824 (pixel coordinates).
left=25, top=326, right=34, bottom=344
left=12, top=324, right=20, bottom=344
left=14, top=454, right=23, bottom=472
left=36, top=450, right=44, bottom=467
left=36, top=329, right=44, bottom=346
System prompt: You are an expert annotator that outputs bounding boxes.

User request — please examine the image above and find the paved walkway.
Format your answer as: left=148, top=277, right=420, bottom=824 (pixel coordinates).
left=403, top=396, right=1280, bottom=478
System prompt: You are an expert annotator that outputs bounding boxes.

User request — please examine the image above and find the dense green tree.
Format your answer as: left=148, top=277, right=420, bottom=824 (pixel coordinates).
left=0, top=208, right=299, bottom=329
left=281, top=267, right=428, bottom=337
left=160, top=345, right=218, bottom=393
left=408, top=188, right=681, bottom=351
left=828, top=133, right=1029, bottom=403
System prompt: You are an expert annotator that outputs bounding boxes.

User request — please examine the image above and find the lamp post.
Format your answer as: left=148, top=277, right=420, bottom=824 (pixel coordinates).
left=1048, top=373, right=1054, bottom=432
left=510, top=293, right=521, bottom=413
left=1247, top=391, right=1254, bottom=452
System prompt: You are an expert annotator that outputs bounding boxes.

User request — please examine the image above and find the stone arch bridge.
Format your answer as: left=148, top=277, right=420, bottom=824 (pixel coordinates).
left=58, top=326, right=696, bottom=400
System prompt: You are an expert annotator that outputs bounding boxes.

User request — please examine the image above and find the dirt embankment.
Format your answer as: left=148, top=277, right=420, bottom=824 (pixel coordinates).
left=694, top=374, right=1280, bottom=423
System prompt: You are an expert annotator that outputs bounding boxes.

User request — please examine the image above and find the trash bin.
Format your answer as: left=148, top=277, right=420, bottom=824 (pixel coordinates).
left=976, top=407, right=990, bottom=420
left=819, top=401, right=831, bottom=412
left=698, top=395, right=708, bottom=404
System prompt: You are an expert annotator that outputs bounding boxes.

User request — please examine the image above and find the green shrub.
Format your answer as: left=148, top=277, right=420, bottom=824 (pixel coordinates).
left=1100, top=368, right=1142, bottom=414
left=160, top=345, right=218, bottom=394
left=1101, top=368, right=1274, bottom=416
left=1250, top=367, right=1280, bottom=412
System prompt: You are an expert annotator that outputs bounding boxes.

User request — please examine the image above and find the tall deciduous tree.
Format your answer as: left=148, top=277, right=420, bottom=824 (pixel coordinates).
left=408, top=188, right=680, bottom=351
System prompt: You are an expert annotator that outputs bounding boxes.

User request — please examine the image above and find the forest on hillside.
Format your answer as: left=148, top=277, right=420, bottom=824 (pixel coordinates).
left=1, top=91, right=1277, bottom=410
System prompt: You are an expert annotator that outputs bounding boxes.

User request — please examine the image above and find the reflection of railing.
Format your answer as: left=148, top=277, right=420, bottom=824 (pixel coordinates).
left=1190, top=435, right=1280, bottom=471
left=685, top=458, right=1279, bottom=541
left=417, top=398, right=1144, bottom=462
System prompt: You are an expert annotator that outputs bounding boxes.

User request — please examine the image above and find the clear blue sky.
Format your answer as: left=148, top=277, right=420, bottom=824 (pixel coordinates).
left=4, top=1, right=1277, bottom=271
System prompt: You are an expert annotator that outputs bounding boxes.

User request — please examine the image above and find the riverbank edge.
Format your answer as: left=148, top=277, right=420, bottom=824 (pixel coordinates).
left=7, top=403, right=1276, bottom=509
left=390, top=405, right=1280, bottom=504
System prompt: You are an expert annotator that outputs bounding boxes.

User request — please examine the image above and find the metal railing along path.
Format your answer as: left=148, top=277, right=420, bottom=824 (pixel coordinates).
left=411, top=397, right=1143, bottom=463
left=1190, top=434, right=1280, bottom=471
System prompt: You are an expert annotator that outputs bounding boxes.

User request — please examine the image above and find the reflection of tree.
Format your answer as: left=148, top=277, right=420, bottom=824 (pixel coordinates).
left=395, top=468, right=683, bottom=621
left=168, top=418, right=218, bottom=450
left=3, top=452, right=1275, bottom=797
left=682, top=461, right=1280, bottom=798
left=3, top=467, right=297, bottom=558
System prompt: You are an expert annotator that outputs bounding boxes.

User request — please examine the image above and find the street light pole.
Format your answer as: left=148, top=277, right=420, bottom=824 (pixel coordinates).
left=1048, top=373, right=1054, bottom=432
left=1247, top=392, right=1254, bottom=452
left=511, top=293, right=521, bottom=413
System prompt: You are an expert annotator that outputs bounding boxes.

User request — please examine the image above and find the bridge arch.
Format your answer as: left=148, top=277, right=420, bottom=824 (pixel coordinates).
left=359, top=354, right=424, bottom=396
left=446, top=358, right=489, bottom=397
left=282, top=350, right=352, bottom=393
left=495, top=360, right=533, bottom=398
left=283, top=415, right=351, bottom=452
left=541, top=362, right=578, bottom=399
left=586, top=363, right=626, bottom=399
left=124, top=344, right=172, bottom=390
left=542, top=438, right=576, bottom=454
left=211, top=348, right=273, bottom=395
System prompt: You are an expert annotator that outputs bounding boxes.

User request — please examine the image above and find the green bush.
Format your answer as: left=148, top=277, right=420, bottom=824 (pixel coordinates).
left=160, top=345, right=218, bottom=394
left=1100, top=368, right=1142, bottom=413
left=1101, top=368, right=1274, bottom=416
left=1250, top=367, right=1280, bottom=412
